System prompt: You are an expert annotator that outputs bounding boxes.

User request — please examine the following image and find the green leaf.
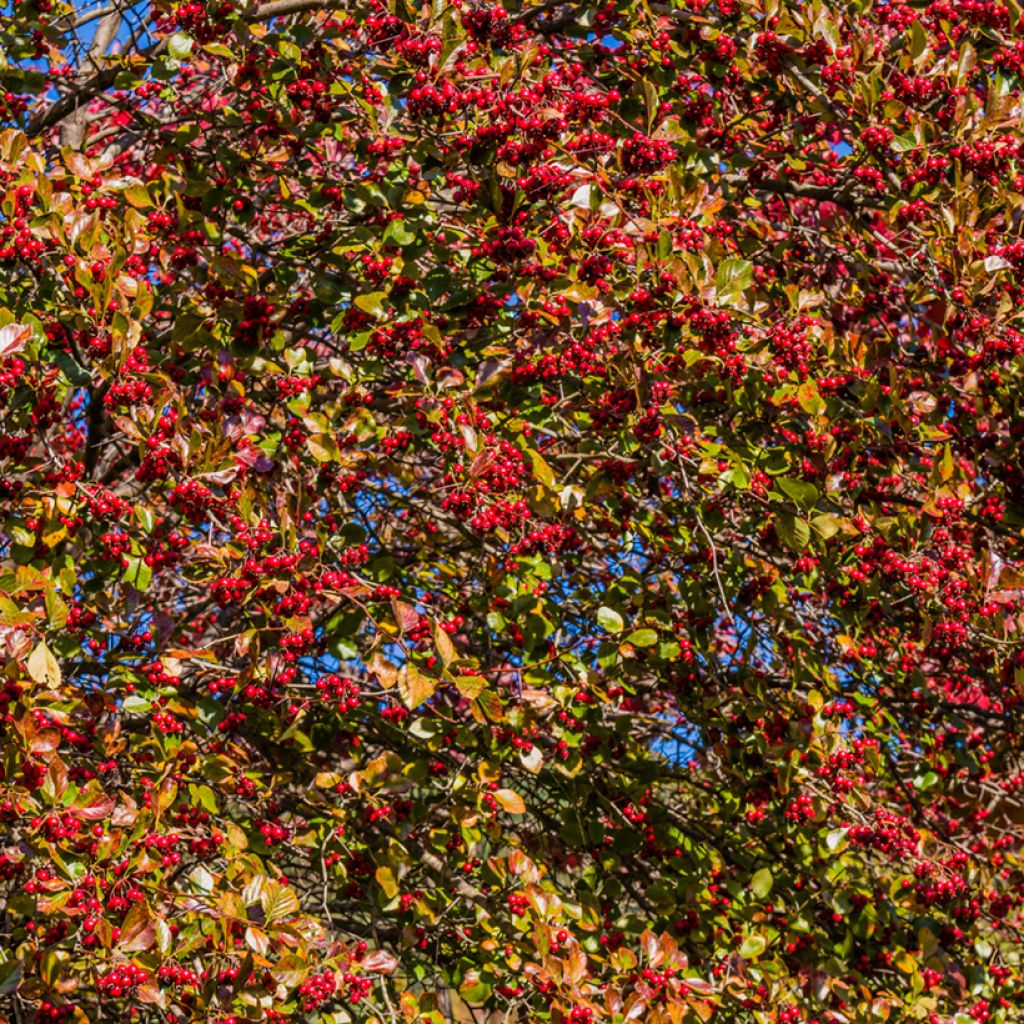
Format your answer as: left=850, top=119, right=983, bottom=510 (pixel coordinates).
left=751, top=867, right=773, bottom=899
left=354, top=292, right=388, bottom=318
left=796, top=381, right=824, bottom=415
left=135, top=505, right=156, bottom=534
left=123, top=556, right=153, bottom=592
left=628, top=628, right=658, bottom=647
left=168, top=32, right=194, bottom=61
left=739, top=934, right=767, bottom=959
left=597, top=606, right=624, bottom=632
left=0, top=959, right=22, bottom=996
left=439, top=11, right=463, bottom=68
left=202, top=42, right=236, bottom=59
left=715, top=258, right=753, bottom=305
left=456, top=675, right=486, bottom=700
left=54, top=350, right=91, bottom=385
left=777, top=477, right=819, bottom=512
left=825, top=828, right=847, bottom=852
left=775, top=513, right=811, bottom=552
left=811, top=513, right=842, bottom=541
left=383, top=218, right=416, bottom=247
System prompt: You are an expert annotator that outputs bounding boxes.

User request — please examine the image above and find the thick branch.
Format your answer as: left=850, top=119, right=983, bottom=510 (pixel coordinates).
left=721, top=172, right=868, bottom=211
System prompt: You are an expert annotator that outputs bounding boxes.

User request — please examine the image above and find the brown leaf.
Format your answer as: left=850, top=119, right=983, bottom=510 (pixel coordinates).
left=362, top=949, right=399, bottom=974
left=77, top=794, right=115, bottom=820
left=0, top=322, right=30, bottom=357
left=118, top=902, right=156, bottom=952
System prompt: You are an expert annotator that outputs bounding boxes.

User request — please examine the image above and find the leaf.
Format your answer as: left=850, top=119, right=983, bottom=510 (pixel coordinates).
left=643, top=79, right=659, bottom=132
left=777, top=477, right=819, bottom=512
left=369, top=652, right=398, bottom=689
left=433, top=623, right=457, bottom=665
left=739, top=933, right=767, bottom=959
left=362, top=949, right=399, bottom=973
left=597, top=606, right=624, bottom=632
left=528, top=448, right=556, bottom=488
left=715, top=258, right=753, bottom=305
left=261, top=880, right=300, bottom=924
left=245, top=926, right=269, bottom=956
left=0, top=322, right=30, bottom=357
left=628, top=628, right=658, bottom=647
left=123, top=556, right=153, bottom=592
left=168, top=32, right=193, bottom=61
left=190, top=864, right=216, bottom=895
left=984, top=255, right=1012, bottom=273
left=520, top=745, right=543, bottom=773
left=155, top=918, right=173, bottom=955
left=0, top=959, right=22, bottom=996
left=775, top=513, right=811, bottom=551
left=941, top=443, right=954, bottom=482
left=375, top=865, right=399, bottom=899
left=909, top=18, right=928, bottom=60
left=682, top=977, right=715, bottom=995
left=134, top=981, right=166, bottom=1008
left=383, top=218, right=416, bottom=247
left=27, top=642, right=61, bottom=688
left=123, top=183, right=153, bottom=208
left=796, top=380, right=824, bottom=415
left=307, top=434, right=340, bottom=463
left=570, top=184, right=593, bottom=208
left=811, top=513, right=842, bottom=541
left=459, top=969, right=491, bottom=1003
left=494, top=789, right=526, bottom=814
left=825, top=828, right=847, bottom=852
left=118, top=902, right=156, bottom=951
left=439, top=10, right=463, bottom=67
left=957, top=40, right=976, bottom=84
left=455, top=675, right=486, bottom=700
left=398, top=662, right=436, bottom=708
left=77, top=793, right=115, bottom=820
left=751, top=867, right=773, bottom=899
left=354, top=292, right=388, bottom=318
left=204, top=41, right=236, bottom=58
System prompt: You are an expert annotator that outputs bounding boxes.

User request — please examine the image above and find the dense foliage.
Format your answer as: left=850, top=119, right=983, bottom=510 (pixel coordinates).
left=3, top=0, right=1024, bottom=1022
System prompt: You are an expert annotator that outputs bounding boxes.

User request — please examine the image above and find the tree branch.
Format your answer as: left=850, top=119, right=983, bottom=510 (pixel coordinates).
left=26, top=0, right=346, bottom=141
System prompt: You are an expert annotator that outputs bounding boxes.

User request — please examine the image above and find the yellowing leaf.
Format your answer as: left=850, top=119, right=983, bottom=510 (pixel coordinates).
left=375, top=865, right=399, bottom=899
left=118, top=902, right=156, bottom=952
left=261, top=880, right=300, bottom=924
left=27, top=642, right=61, bottom=688
left=494, top=788, right=525, bottom=814
left=398, top=662, right=436, bottom=708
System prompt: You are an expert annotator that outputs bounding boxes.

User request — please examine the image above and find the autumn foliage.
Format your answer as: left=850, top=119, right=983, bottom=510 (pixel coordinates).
left=3, top=0, right=1024, bottom=1022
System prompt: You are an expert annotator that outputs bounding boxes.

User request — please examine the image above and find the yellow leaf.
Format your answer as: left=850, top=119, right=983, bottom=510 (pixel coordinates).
left=27, top=642, right=61, bottom=688
left=433, top=623, right=457, bottom=665
left=398, top=663, right=436, bottom=708
left=376, top=865, right=399, bottom=899
left=494, top=788, right=525, bottom=814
